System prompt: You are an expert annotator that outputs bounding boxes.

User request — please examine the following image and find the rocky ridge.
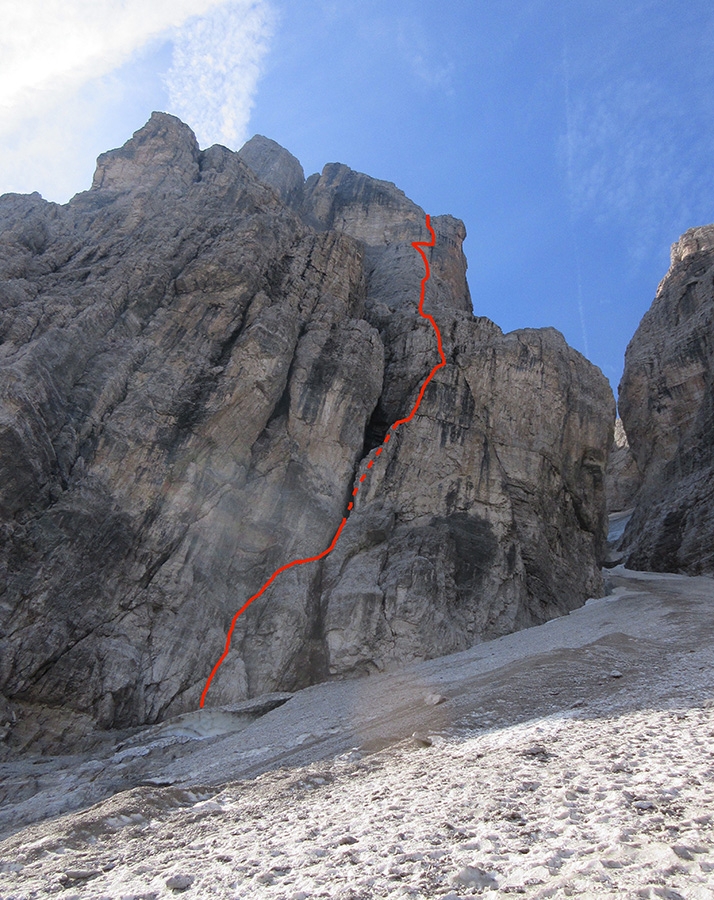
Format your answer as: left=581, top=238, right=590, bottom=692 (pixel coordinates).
left=618, top=226, right=714, bottom=573
left=0, top=113, right=614, bottom=740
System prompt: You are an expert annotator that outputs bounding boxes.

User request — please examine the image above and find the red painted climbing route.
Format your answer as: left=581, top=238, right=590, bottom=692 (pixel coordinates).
left=200, top=214, right=445, bottom=708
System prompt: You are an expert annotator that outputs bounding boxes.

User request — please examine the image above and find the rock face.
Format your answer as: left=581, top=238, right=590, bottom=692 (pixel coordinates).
left=604, top=418, right=642, bottom=513
left=618, top=226, right=714, bottom=573
left=0, top=113, right=615, bottom=734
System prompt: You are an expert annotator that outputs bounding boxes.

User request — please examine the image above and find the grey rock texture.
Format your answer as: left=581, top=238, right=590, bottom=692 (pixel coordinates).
left=618, top=226, right=714, bottom=573
left=237, top=135, right=305, bottom=207
left=605, top=418, right=642, bottom=513
left=0, top=112, right=614, bottom=737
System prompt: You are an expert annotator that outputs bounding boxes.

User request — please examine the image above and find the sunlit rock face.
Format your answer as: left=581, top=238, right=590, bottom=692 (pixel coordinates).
left=0, top=113, right=614, bottom=733
left=618, top=226, right=714, bottom=574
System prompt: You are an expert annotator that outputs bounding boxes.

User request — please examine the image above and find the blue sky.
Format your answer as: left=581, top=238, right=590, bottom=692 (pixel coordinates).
left=2, top=1, right=713, bottom=398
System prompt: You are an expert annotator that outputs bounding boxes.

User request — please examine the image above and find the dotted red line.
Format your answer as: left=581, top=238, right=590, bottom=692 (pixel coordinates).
left=200, top=214, right=443, bottom=708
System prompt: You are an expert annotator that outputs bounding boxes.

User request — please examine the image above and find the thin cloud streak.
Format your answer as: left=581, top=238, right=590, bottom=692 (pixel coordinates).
left=164, top=0, right=276, bottom=149
left=560, top=22, right=590, bottom=359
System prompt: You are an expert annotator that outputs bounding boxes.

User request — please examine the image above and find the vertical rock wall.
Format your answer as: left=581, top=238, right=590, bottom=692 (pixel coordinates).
left=618, top=227, right=714, bottom=573
left=0, top=114, right=614, bottom=730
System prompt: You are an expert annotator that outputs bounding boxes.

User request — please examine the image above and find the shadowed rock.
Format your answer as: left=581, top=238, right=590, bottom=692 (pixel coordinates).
left=605, top=418, right=642, bottom=513
left=618, top=225, right=714, bottom=573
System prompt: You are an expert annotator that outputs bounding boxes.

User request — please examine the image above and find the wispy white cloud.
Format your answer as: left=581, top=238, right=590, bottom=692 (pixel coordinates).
left=558, top=6, right=714, bottom=267
left=0, top=44, right=169, bottom=201
left=0, top=0, right=275, bottom=201
left=559, top=76, right=703, bottom=264
left=395, top=17, right=455, bottom=92
left=0, top=0, right=225, bottom=126
left=164, top=0, right=276, bottom=149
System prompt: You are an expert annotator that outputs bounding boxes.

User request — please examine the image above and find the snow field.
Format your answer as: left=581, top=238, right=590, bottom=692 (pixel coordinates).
left=2, top=701, right=714, bottom=899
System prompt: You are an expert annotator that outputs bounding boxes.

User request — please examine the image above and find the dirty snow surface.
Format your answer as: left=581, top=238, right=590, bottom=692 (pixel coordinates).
left=2, top=567, right=714, bottom=900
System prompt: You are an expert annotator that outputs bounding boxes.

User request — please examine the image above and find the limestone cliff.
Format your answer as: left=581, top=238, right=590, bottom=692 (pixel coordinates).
left=604, top=418, right=642, bottom=513
left=618, top=226, right=714, bottom=573
left=0, top=113, right=615, bottom=733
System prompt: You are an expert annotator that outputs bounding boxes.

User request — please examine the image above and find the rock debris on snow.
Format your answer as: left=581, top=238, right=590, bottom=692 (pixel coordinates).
left=424, top=693, right=449, bottom=706
left=1, top=568, right=714, bottom=898
left=165, top=873, right=195, bottom=891
left=2, top=700, right=714, bottom=898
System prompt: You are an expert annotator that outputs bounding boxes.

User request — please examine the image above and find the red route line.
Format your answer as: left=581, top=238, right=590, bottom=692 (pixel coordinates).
left=200, top=213, right=444, bottom=708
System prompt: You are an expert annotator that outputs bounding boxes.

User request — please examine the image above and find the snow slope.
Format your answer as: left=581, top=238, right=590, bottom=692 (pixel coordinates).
left=1, top=567, right=713, bottom=898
